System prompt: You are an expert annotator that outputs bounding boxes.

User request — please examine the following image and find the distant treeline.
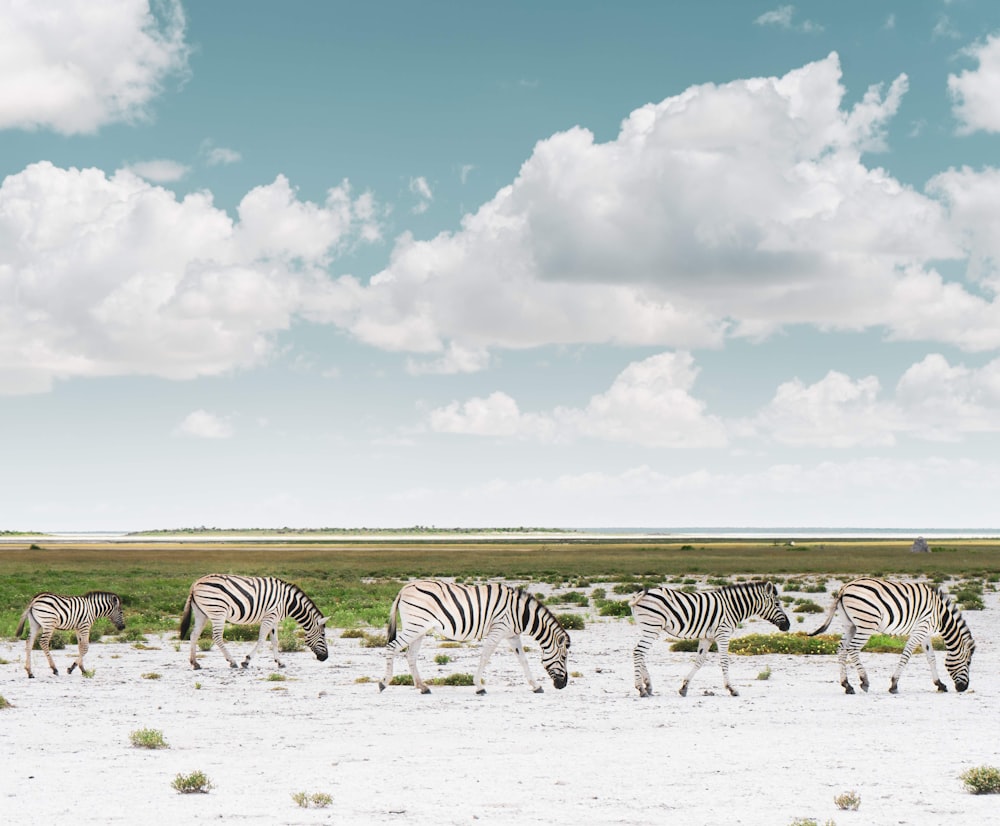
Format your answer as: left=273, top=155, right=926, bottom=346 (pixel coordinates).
left=126, top=526, right=574, bottom=536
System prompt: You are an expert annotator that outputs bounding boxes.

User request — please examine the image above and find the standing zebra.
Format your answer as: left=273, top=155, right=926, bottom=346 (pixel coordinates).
left=379, top=579, right=571, bottom=695
left=178, top=574, right=329, bottom=670
left=631, top=580, right=790, bottom=697
left=16, top=591, right=125, bottom=679
left=809, top=577, right=975, bottom=694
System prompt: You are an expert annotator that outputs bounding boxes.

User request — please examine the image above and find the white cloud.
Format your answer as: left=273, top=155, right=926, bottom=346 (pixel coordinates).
left=933, top=14, right=961, bottom=41
left=0, top=0, right=189, bottom=134
left=126, top=159, right=190, bottom=183
left=309, top=54, right=1000, bottom=366
left=459, top=164, right=475, bottom=185
left=203, top=144, right=242, bottom=166
left=409, top=176, right=433, bottom=214
left=175, top=410, right=233, bottom=439
left=407, top=342, right=491, bottom=375
left=429, top=352, right=727, bottom=447
left=754, top=5, right=823, bottom=32
left=0, top=162, right=381, bottom=394
left=949, top=34, right=1000, bottom=134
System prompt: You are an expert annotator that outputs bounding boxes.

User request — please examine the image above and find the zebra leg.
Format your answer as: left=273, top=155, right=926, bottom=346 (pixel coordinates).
left=717, top=634, right=739, bottom=697
left=922, top=637, right=947, bottom=692
left=474, top=628, right=507, bottom=695
left=889, top=627, right=929, bottom=694
left=838, top=623, right=869, bottom=693
left=679, top=637, right=711, bottom=697
left=632, top=628, right=657, bottom=697
left=508, top=634, right=542, bottom=693
left=406, top=634, right=431, bottom=693
left=40, top=628, right=58, bottom=675
left=23, top=616, right=41, bottom=678
left=68, top=623, right=91, bottom=675
left=213, top=622, right=239, bottom=669
left=269, top=625, right=284, bottom=669
left=243, top=618, right=281, bottom=669
left=188, top=608, right=209, bottom=670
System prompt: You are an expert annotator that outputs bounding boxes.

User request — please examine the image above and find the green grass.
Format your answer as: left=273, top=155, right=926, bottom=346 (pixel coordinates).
left=960, top=765, right=1000, bottom=794
left=669, top=633, right=947, bottom=655
left=1, top=538, right=998, bottom=636
left=130, top=728, right=168, bottom=749
left=171, top=770, right=213, bottom=794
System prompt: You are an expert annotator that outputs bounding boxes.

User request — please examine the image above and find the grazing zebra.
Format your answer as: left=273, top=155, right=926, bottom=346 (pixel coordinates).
left=16, top=591, right=125, bottom=679
left=631, top=580, right=790, bottom=697
left=379, top=579, right=571, bottom=695
left=178, top=574, right=329, bottom=670
left=809, top=578, right=975, bottom=694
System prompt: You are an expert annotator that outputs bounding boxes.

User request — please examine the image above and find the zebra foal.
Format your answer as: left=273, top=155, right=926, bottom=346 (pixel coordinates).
left=379, top=579, right=571, bottom=694
left=809, top=577, right=975, bottom=694
left=16, top=591, right=125, bottom=678
left=179, top=574, right=329, bottom=670
left=631, top=580, right=790, bottom=697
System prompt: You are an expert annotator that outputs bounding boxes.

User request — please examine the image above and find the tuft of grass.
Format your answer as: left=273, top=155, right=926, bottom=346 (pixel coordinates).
left=355, top=675, right=373, bottom=684
left=428, top=673, right=475, bottom=686
left=194, top=682, right=202, bottom=690
left=434, top=654, right=451, bottom=665
left=141, top=672, right=161, bottom=680
left=171, top=770, right=213, bottom=794
left=81, top=668, right=95, bottom=678
left=197, top=638, right=213, bottom=651
left=389, top=674, right=414, bottom=686
left=834, top=790, right=860, bottom=810
left=266, top=672, right=287, bottom=682
left=361, top=632, right=387, bottom=648
left=960, top=765, right=1000, bottom=794
left=556, top=613, right=585, bottom=630
left=757, top=666, right=772, bottom=681
left=597, top=599, right=633, bottom=618
left=130, top=728, right=168, bottom=749
left=292, top=791, right=333, bottom=809
left=0, top=694, right=13, bottom=709
left=340, top=628, right=365, bottom=639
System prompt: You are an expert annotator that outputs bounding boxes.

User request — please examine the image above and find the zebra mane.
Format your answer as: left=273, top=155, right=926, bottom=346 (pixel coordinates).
left=520, top=587, right=568, bottom=634
left=283, top=579, right=323, bottom=620
left=83, top=590, right=119, bottom=599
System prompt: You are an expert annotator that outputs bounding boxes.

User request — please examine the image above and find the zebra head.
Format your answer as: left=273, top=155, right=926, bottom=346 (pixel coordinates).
left=304, top=615, right=330, bottom=662
left=93, top=592, right=126, bottom=631
left=757, top=581, right=790, bottom=632
left=541, top=625, right=571, bottom=690
left=944, top=622, right=975, bottom=693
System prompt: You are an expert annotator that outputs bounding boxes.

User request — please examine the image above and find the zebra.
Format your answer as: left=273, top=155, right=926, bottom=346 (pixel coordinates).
left=378, top=579, right=571, bottom=695
left=178, top=574, right=329, bottom=670
left=631, top=580, right=790, bottom=697
left=16, top=591, right=125, bottom=679
left=809, top=577, right=975, bottom=694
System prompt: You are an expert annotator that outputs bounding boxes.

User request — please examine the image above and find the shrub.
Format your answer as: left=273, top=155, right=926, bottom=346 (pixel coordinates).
left=0, top=694, right=12, bottom=710
left=590, top=588, right=606, bottom=601
left=670, top=640, right=718, bottom=653
left=292, top=791, right=333, bottom=808
left=33, top=632, right=66, bottom=650
left=117, top=628, right=147, bottom=643
left=429, top=673, right=474, bottom=686
left=130, top=728, right=168, bottom=749
left=612, top=582, right=643, bottom=594
left=340, top=628, right=365, bottom=639
left=597, top=600, right=633, bottom=618
left=390, top=675, right=414, bottom=686
left=361, top=632, right=387, bottom=648
left=953, top=589, right=985, bottom=611
left=171, top=770, right=213, bottom=794
left=141, top=672, right=161, bottom=680
left=266, top=673, right=287, bottom=682
left=549, top=590, right=589, bottom=606
left=556, top=613, right=586, bottom=630
left=434, top=654, right=451, bottom=665
left=960, top=765, right=1000, bottom=794
left=793, top=600, right=824, bottom=613
left=757, top=666, right=771, bottom=681
left=197, top=638, right=213, bottom=651
left=834, top=790, right=860, bottom=810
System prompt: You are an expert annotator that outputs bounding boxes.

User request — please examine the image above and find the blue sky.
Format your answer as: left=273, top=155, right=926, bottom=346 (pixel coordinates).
left=4, top=1, right=1000, bottom=530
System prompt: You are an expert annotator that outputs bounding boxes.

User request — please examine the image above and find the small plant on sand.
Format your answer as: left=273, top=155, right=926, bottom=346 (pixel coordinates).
left=130, top=728, right=168, bottom=749
left=340, top=628, right=365, bottom=639
left=141, top=672, right=161, bottom=680
left=81, top=668, right=95, bottom=678
left=361, top=632, right=387, bottom=648
left=172, top=770, right=213, bottom=794
left=292, top=791, right=333, bottom=808
left=788, top=819, right=835, bottom=826
left=834, top=790, right=860, bottom=810
left=0, top=694, right=13, bottom=709
left=757, top=666, right=772, bottom=681
left=434, top=654, right=451, bottom=665
left=266, top=672, right=287, bottom=682
left=355, top=675, right=373, bottom=684
left=960, top=765, right=1000, bottom=794
left=556, top=613, right=586, bottom=630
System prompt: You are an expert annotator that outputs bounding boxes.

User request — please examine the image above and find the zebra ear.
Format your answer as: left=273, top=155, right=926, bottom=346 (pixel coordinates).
left=319, top=616, right=330, bottom=626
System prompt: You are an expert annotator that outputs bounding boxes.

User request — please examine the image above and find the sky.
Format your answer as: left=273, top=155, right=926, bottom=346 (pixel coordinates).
left=4, top=1, right=1000, bottom=531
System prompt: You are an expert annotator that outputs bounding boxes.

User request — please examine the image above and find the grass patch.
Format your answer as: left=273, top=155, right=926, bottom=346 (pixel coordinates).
left=960, top=765, right=1000, bottom=794
left=266, top=673, right=287, bottom=682
left=834, top=790, right=860, bottom=810
left=292, top=791, right=333, bottom=809
left=556, top=613, right=586, bottom=630
left=171, top=770, right=213, bottom=794
left=141, top=672, right=161, bottom=680
left=0, top=694, right=12, bottom=709
left=434, top=654, right=451, bottom=665
left=130, top=728, right=168, bottom=749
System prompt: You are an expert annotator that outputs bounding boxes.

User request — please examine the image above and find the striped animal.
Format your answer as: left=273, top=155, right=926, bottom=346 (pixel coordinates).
left=809, top=577, right=975, bottom=694
left=631, top=580, right=790, bottom=697
left=178, top=574, right=329, bottom=670
left=16, top=591, right=125, bottom=678
left=379, top=579, right=571, bottom=694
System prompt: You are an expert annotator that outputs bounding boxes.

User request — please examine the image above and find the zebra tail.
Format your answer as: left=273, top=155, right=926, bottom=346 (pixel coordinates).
left=15, top=610, right=28, bottom=639
left=627, top=589, right=649, bottom=608
left=386, top=591, right=401, bottom=644
left=808, top=590, right=842, bottom=637
left=178, top=590, right=193, bottom=640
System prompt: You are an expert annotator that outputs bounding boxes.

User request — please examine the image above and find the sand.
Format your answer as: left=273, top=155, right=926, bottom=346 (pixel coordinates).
left=2, top=580, right=998, bottom=825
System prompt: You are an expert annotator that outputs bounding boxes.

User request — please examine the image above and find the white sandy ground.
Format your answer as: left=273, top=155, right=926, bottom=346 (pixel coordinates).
left=1, top=580, right=999, bottom=826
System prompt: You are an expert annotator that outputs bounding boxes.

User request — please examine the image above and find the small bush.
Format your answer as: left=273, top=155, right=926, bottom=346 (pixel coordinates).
left=361, top=632, right=387, bottom=648
left=597, top=600, right=633, bottom=617
left=340, top=628, right=365, bottom=639
left=670, top=639, right=718, bottom=653
left=172, top=770, right=213, bottom=794
left=549, top=590, right=590, bottom=606
left=141, top=672, right=161, bottom=680
left=556, top=613, right=586, bottom=630
left=757, top=666, right=771, bottom=681
left=429, top=673, right=475, bottom=686
left=612, top=582, right=643, bottom=595
left=434, top=654, right=451, bottom=665
left=953, top=589, right=985, bottom=611
left=834, top=790, right=860, bottom=810
left=389, top=674, right=414, bottom=686
left=793, top=600, right=824, bottom=614
left=0, top=694, right=13, bottom=710
left=292, top=791, right=333, bottom=809
left=130, top=728, right=168, bottom=749
left=960, top=765, right=1000, bottom=794
left=355, top=675, right=373, bottom=684
left=197, top=638, right=213, bottom=651
left=278, top=630, right=303, bottom=653
left=266, top=673, right=287, bottom=682
left=33, top=632, right=67, bottom=650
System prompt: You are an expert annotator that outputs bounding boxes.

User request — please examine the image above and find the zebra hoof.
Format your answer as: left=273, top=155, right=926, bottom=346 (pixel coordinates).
left=240, top=661, right=249, bottom=669
left=68, top=663, right=77, bottom=674
left=378, top=682, right=386, bottom=692
left=229, top=662, right=238, bottom=669
left=678, top=685, right=688, bottom=697
left=192, top=662, right=202, bottom=670
left=420, top=687, right=432, bottom=695
left=728, top=688, right=740, bottom=697
left=52, top=668, right=59, bottom=676
left=860, top=682, right=869, bottom=693
left=277, top=663, right=286, bottom=669
left=476, top=688, right=487, bottom=695
left=888, top=685, right=899, bottom=694
left=936, top=681, right=948, bottom=692
left=843, top=684, right=855, bottom=695
left=533, top=687, right=544, bottom=694
left=27, top=673, right=35, bottom=679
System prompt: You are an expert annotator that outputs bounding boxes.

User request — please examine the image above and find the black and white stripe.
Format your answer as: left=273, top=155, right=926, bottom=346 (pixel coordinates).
left=631, top=580, right=790, bottom=697
left=179, top=574, right=329, bottom=670
left=16, top=591, right=125, bottom=678
left=809, top=577, right=975, bottom=694
left=379, top=579, right=571, bottom=694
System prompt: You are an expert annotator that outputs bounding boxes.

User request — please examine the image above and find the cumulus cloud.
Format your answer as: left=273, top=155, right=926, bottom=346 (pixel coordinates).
left=409, top=176, right=433, bottom=214
left=126, top=159, right=190, bottom=183
left=0, top=162, right=381, bottom=394
left=202, top=143, right=242, bottom=166
left=308, top=53, right=1000, bottom=367
left=949, top=34, right=1000, bottom=134
left=0, top=0, right=189, bottom=134
left=429, top=352, right=727, bottom=447
left=175, top=410, right=233, bottom=439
